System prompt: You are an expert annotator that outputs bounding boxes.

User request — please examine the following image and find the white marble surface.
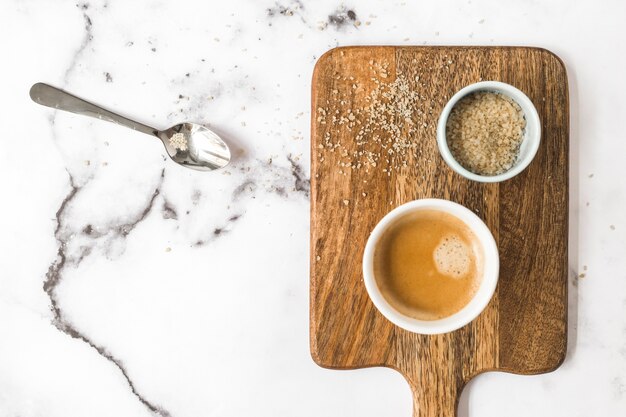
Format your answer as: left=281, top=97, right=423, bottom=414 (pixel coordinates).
left=0, top=0, right=625, bottom=416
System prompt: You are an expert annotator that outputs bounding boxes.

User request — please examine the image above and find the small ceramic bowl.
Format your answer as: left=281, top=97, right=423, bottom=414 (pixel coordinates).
left=362, top=199, right=499, bottom=335
left=436, top=81, right=541, bottom=183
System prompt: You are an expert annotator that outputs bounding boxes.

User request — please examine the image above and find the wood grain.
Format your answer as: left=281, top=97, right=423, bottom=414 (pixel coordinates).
left=310, top=46, right=568, bottom=417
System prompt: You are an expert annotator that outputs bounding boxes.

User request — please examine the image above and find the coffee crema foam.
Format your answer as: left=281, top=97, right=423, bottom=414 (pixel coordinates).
left=434, top=234, right=472, bottom=278
left=373, top=209, right=484, bottom=321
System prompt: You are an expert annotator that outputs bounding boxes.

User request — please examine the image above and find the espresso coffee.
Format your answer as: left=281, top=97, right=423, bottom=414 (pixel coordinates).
left=373, top=209, right=484, bottom=321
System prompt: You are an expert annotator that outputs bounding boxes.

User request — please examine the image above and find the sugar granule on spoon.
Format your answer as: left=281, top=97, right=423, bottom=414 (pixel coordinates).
left=169, top=132, right=189, bottom=151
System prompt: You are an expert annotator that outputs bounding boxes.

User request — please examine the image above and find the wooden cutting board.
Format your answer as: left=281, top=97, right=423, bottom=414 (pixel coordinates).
left=310, top=46, right=568, bottom=417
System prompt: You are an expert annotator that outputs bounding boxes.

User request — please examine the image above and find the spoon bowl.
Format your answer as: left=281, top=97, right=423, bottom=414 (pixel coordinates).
left=29, top=83, right=231, bottom=171
left=159, top=123, right=230, bottom=171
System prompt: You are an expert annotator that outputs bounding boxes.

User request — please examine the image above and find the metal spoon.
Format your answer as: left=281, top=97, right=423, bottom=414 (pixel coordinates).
left=29, top=83, right=231, bottom=171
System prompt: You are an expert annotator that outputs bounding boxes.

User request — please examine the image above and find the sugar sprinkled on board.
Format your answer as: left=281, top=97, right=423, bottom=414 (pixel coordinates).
left=316, top=59, right=437, bottom=175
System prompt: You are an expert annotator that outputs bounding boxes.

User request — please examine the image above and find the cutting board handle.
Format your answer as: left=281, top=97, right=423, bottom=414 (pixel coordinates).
left=404, top=368, right=462, bottom=417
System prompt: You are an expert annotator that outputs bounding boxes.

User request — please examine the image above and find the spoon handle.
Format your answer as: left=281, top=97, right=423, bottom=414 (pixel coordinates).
left=29, top=83, right=158, bottom=137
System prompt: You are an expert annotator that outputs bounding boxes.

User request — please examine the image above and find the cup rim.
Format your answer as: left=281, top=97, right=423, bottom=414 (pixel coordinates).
left=362, top=198, right=499, bottom=334
left=436, top=81, right=541, bottom=183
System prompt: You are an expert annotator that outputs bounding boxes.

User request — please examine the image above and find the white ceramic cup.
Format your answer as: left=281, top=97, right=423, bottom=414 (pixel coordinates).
left=362, top=199, right=499, bottom=334
left=436, top=81, right=541, bottom=183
